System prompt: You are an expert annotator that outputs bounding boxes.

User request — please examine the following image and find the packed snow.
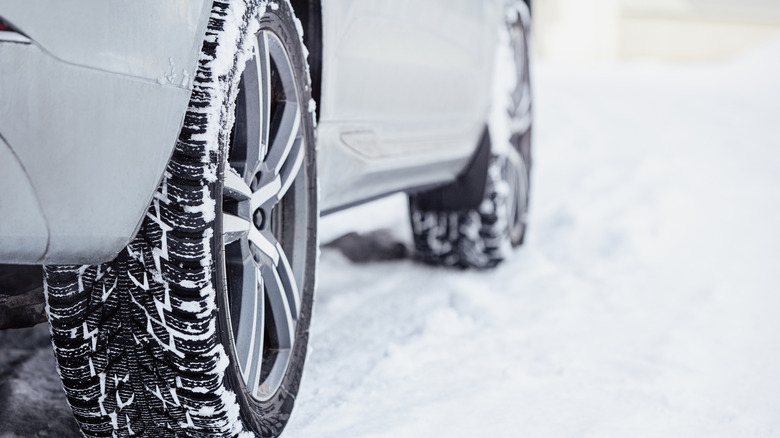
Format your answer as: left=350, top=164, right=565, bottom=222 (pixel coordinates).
left=2, top=37, right=780, bottom=438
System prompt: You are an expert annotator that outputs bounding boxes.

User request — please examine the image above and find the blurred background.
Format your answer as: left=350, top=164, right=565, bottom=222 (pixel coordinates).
left=534, top=0, right=780, bottom=62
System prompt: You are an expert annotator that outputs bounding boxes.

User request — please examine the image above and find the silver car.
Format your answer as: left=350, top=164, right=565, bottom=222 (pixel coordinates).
left=0, top=0, right=532, bottom=436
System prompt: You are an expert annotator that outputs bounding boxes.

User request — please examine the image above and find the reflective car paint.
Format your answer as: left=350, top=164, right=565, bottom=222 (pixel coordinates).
left=0, top=0, right=211, bottom=83
left=0, top=135, right=48, bottom=262
left=316, top=0, right=504, bottom=211
left=0, top=42, right=193, bottom=264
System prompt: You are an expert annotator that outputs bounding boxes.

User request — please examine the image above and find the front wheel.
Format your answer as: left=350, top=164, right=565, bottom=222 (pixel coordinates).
left=44, top=1, right=316, bottom=437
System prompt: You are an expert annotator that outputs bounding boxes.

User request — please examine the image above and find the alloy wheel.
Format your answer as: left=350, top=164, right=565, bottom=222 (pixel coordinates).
left=219, top=29, right=309, bottom=401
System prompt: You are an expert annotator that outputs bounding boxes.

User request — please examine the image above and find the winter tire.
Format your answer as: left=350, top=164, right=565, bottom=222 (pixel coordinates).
left=43, top=1, right=317, bottom=437
left=409, top=0, right=532, bottom=270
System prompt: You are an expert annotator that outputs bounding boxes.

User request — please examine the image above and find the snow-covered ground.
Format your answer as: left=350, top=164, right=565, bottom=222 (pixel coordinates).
left=2, top=38, right=780, bottom=438
left=285, top=41, right=780, bottom=437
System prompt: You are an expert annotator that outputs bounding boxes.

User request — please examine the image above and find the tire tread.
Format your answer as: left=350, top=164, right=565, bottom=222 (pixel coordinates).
left=44, top=1, right=261, bottom=436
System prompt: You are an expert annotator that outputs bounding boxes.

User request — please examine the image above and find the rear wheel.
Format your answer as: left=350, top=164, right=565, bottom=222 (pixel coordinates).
left=408, top=0, right=532, bottom=270
left=44, top=1, right=316, bottom=437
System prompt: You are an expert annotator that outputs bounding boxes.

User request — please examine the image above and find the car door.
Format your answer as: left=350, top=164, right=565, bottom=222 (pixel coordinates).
left=318, top=0, right=501, bottom=211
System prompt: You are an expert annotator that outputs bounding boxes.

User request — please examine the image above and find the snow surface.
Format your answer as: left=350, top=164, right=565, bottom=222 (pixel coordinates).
left=1, top=37, right=780, bottom=438
left=285, top=40, right=780, bottom=437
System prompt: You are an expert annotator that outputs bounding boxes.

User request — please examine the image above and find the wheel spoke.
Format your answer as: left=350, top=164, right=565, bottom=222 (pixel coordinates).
left=508, top=16, right=532, bottom=136
left=250, top=175, right=282, bottom=211
left=275, top=241, right=300, bottom=319
left=261, top=262, right=295, bottom=350
left=258, top=31, right=272, bottom=161
left=256, top=350, right=290, bottom=400
left=509, top=109, right=532, bottom=135
left=233, top=253, right=265, bottom=394
left=239, top=44, right=264, bottom=177
left=509, top=80, right=532, bottom=134
left=266, top=103, right=301, bottom=177
left=224, top=167, right=252, bottom=201
left=248, top=228, right=280, bottom=266
left=249, top=135, right=303, bottom=211
left=278, top=137, right=304, bottom=202
left=223, top=213, right=251, bottom=246
left=261, top=102, right=303, bottom=206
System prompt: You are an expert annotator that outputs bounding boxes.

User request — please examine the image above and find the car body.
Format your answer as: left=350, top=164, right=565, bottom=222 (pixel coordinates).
left=0, top=0, right=505, bottom=265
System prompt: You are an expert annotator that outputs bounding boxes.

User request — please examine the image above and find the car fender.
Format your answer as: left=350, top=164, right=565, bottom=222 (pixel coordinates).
left=0, top=0, right=211, bottom=264
left=0, top=0, right=211, bottom=84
